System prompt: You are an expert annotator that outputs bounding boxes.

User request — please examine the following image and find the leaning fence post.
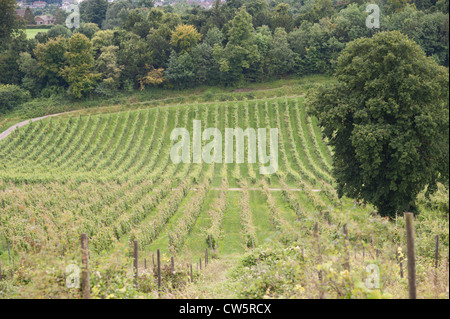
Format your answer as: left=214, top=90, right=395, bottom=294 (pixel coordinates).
left=157, top=249, right=161, bottom=290
left=405, top=212, right=416, bottom=299
left=80, top=233, right=90, bottom=299
left=434, top=235, right=439, bottom=292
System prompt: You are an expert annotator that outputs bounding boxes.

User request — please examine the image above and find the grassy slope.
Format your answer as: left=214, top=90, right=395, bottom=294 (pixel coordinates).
left=0, top=75, right=334, bottom=134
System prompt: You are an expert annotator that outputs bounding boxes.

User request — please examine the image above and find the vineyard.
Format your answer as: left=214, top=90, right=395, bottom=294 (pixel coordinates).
left=0, top=97, right=448, bottom=299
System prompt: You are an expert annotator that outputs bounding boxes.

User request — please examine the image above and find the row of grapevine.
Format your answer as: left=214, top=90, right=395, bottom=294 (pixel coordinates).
left=282, top=99, right=337, bottom=202
left=260, top=177, right=297, bottom=241
left=130, top=179, right=192, bottom=247
left=284, top=99, right=332, bottom=184
left=239, top=180, right=257, bottom=249
left=168, top=179, right=211, bottom=253
left=243, top=99, right=257, bottom=183
left=275, top=99, right=317, bottom=185
left=304, top=110, right=333, bottom=173
left=205, top=178, right=228, bottom=249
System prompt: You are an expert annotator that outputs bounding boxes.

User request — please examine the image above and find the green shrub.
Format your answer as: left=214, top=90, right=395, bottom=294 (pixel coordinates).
left=0, top=84, right=30, bottom=113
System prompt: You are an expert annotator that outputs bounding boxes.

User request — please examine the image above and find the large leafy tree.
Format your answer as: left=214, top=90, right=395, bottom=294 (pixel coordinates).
left=0, top=0, right=26, bottom=85
left=271, top=3, right=294, bottom=32
left=61, top=33, right=101, bottom=98
left=268, top=28, right=295, bottom=77
left=0, top=32, right=29, bottom=85
left=95, top=45, right=124, bottom=95
left=102, top=0, right=134, bottom=29
left=76, top=23, right=100, bottom=39
left=54, top=7, right=68, bottom=25
left=170, top=24, right=202, bottom=54
left=17, top=52, right=43, bottom=95
left=47, top=25, right=72, bottom=39
left=34, top=36, right=68, bottom=87
left=0, top=0, right=22, bottom=43
left=24, top=7, right=35, bottom=25
left=80, top=0, right=108, bottom=27
left=246, top=0, right=271, bottom=28
left=213, top=7, right=261, bottom=84
left=306, top=31, right=449, bottom=217
left=386, top=6, right=449, bottom=66
left=191, top=42, right=221, bottom=85
left=116, top=30, right=152, bottom=86
left=164, top=50, right=195, bottom=89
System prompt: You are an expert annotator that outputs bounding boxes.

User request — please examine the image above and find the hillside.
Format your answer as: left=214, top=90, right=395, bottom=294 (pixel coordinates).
left=0, top=95, right=448, bottom=298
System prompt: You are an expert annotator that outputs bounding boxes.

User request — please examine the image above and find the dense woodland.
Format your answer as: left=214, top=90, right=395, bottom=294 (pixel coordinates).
left=0, top=0, right=448, bottom=111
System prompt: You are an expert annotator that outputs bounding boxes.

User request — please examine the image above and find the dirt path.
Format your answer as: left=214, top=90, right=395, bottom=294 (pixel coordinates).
left=0, top=112, right=73, bottom=142
left=173, top=187, right=321, bottom=192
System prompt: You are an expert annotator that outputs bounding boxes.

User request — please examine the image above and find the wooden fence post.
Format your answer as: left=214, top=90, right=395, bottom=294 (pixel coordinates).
left=190, top=264, right=193, bottom=283
left=171, top=256, right=175, bottom=273
left=133, top=240, right=138, bottom=286
left=80, top=234, right=90, bottom=299
left=205, top=248, right=208, bottom=268
left=405, top=212, right=416, bottom=299
left=199, top=257, right=202, bottom=270
left=434, top=235, right=439, bottom=293
left=157, top=249, right=161, bottom=290
left=0, top=261, right=2, bottom=280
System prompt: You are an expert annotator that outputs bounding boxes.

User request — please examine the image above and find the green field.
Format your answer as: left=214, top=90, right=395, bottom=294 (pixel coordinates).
left=25, top=28, right=49, bottom=39
left=0, top=95, right=448, bottom=298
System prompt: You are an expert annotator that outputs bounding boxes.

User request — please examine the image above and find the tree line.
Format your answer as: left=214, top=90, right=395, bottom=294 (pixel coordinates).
left=0, top=0, right=448, bottom=110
